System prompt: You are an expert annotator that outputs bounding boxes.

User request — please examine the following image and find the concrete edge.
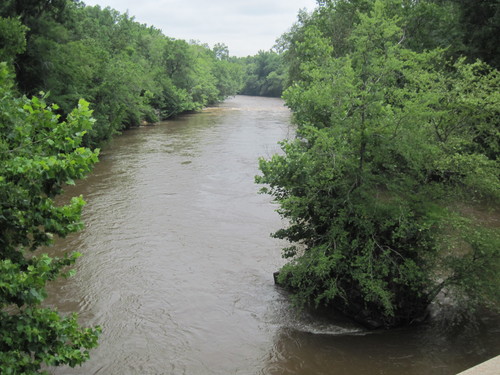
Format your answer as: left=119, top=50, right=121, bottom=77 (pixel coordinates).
left=456, top=355, right=500, bottom=375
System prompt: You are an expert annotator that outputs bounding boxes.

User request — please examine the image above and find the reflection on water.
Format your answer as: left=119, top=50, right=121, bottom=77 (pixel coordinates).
left=44, top=96, right=499, bottom=375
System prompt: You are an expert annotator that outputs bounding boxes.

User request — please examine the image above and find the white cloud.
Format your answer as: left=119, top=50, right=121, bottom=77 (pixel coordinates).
left=82, top=0, right=318, bottom=56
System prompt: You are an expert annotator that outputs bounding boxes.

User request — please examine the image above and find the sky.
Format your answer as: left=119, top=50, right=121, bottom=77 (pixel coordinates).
left=82, top=0, right=318, bottom=57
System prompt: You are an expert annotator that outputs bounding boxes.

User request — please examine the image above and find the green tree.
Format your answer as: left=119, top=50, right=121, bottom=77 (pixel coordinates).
left=212, top=42, right=229, bottom=60
left=258, top=0, right=500, bottom=327
left=280, top=0, right=469, bottom=87
left=0, top=0, right=71, bottom=95
left=0, top=63, right=100, bottom=373
left=0, top=17, right=27, bottom=65
left=239, top=50, right=286, bottom=97
left=3, top=1, right=244, bottom=146
left=213, top=58, right=244, bottom=99
left=451, top=0, right=500, bottom=69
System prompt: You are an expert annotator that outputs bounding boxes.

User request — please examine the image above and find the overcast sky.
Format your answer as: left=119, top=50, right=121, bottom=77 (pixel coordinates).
left=82, top=0, right=318, bottom=57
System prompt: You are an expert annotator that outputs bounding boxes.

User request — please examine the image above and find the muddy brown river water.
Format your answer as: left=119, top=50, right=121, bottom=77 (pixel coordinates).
left=45, top=96, right=499, bottom=374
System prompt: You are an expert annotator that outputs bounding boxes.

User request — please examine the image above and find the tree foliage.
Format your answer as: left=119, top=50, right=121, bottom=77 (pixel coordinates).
left=1, top=1, right=244, bottom=146
left=258, top=0, right=500, bottom=327
left=0, top=63, right=100, bottom=373
left=451, top=0, right=500, bottom=69
left=238, top=50, right=286, bottom=97
left=0, top=17, right=27, bottom=64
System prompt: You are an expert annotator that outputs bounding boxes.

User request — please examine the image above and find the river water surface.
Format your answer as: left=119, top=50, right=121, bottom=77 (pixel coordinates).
left=46, top=96, right=499, bottom=374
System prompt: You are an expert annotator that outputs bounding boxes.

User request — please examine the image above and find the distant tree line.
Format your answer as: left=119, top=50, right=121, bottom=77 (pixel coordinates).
left=239, top=0, right=500, bottom=98
left=1, top=0, right=245, bottom=147
left=237, top=51, right=286, bottom=97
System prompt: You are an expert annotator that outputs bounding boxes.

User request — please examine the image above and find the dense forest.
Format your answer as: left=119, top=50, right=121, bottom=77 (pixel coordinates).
left=237, top=51, right=286, bottom=97
left=1, top=0, right=499, bottom=373
left=257, top=0, right=499, bottom=328
left=0, top=0, right=246, bottom=146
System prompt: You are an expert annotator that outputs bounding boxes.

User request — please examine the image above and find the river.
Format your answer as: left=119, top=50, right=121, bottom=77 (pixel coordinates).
left=46, top=96, right=499, bottom=374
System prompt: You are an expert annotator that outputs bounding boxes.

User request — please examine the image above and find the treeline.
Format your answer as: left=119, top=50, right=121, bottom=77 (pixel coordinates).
left=237, top=51, right=286, bottom=97
left=1, top=0, right=244, bottom=146
left=238, top=0, right=500, bottom=98
left=281, top=0, right=500, bottom=84
left=258, top=0, right=499, bottom=328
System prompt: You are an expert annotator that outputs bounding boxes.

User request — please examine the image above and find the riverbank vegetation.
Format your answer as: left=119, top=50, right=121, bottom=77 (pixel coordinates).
left=0, top=62, right=100, bottom=372
left=237, top=51, right=286, bottom=97
left=0, top=1, right=246, bottom=373
left=1, top=0, right=245, bottom=146
left=257, top=0, right=500, bottom=328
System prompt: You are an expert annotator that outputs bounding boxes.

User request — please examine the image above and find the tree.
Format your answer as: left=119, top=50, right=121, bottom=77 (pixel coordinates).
left=0, top=17, right=27, bottom=65
left=0, top=63, right=100, bottom=373
left=452, top=0, right=500, bottom=69
left=212, top=42, right=229, bottom=60
left=3, top=2, right=244, bottom=146
left=257, top=0, right=500, bottom=328
left=239, top=50, right=286, bottom=97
